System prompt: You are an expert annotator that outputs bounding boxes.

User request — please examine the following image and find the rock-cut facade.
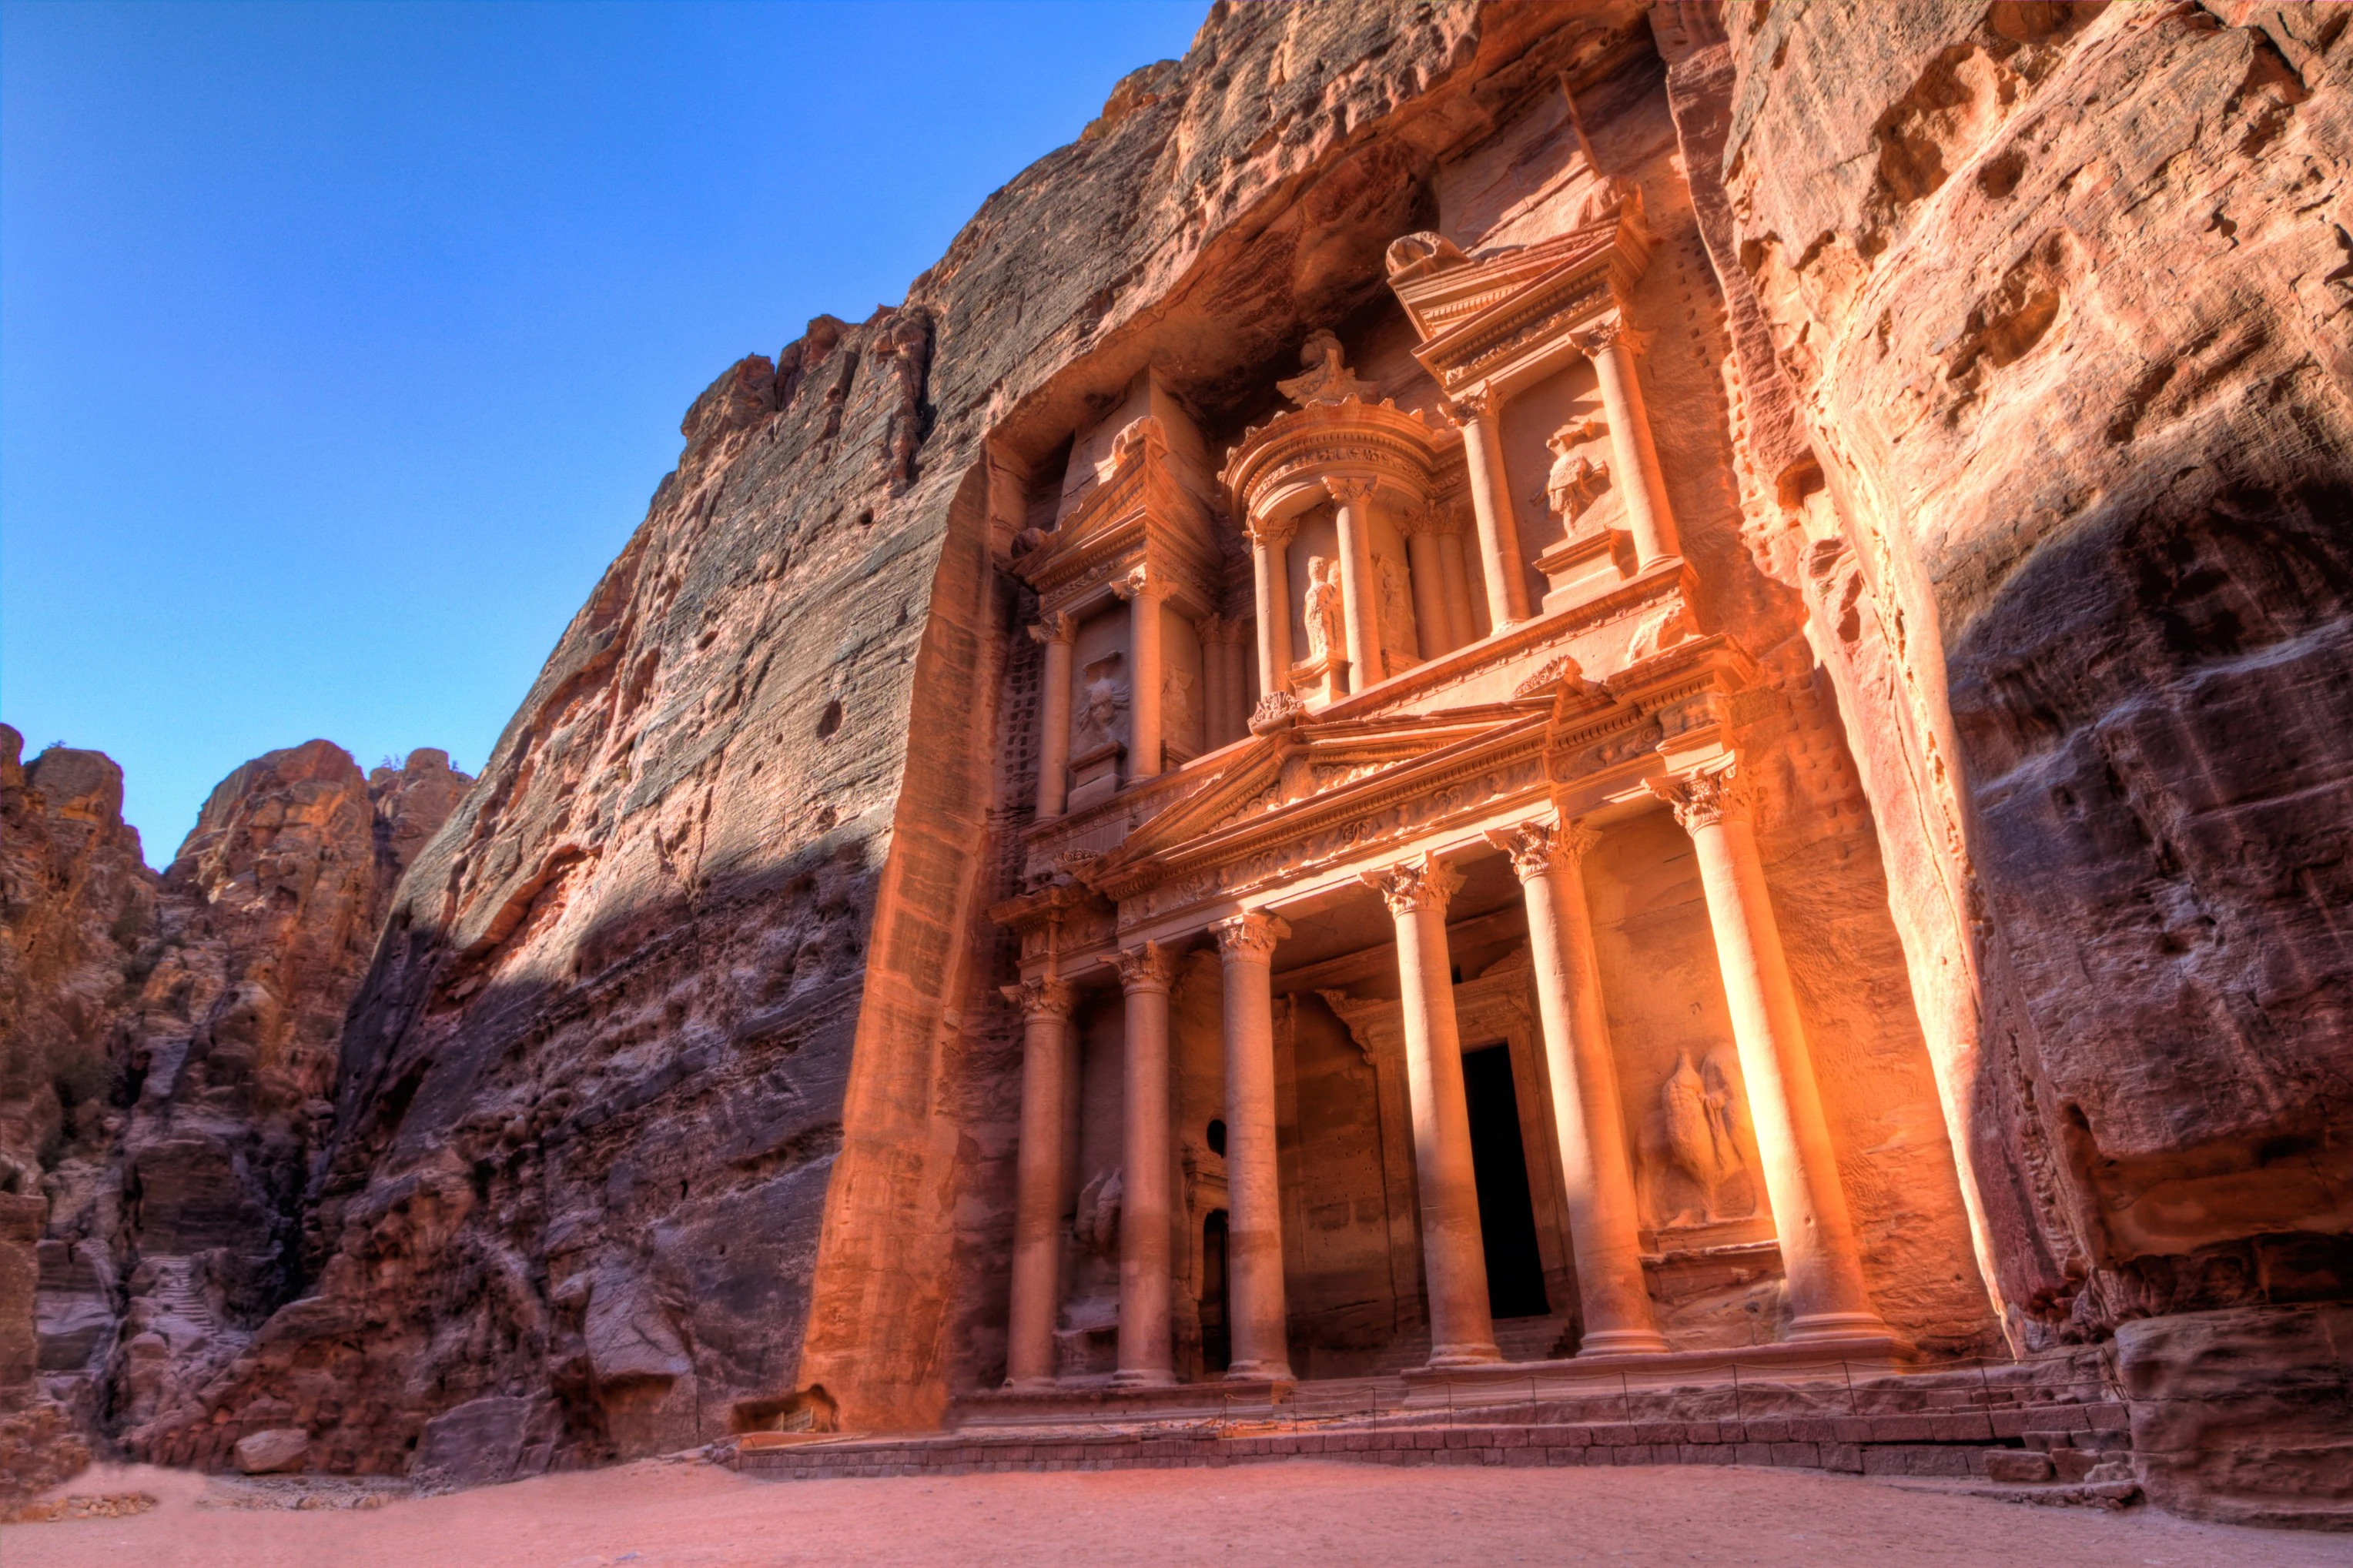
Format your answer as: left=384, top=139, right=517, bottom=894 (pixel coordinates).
left=6, top=0, right=2348, bottom=1533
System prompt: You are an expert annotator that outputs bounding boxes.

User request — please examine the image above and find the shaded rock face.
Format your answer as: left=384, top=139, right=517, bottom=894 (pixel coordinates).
left=0, top=727, right=468, bottom=1480
left=1672, top=0, right=2352, bottom=1526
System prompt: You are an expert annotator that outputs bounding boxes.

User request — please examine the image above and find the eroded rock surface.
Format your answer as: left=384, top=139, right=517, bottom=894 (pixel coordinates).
left=0, top=729, right=468, bottom=1483
left=1675, top=0, right=2352, bottom=1526
left=5, top=0, right=2346, bottom=1531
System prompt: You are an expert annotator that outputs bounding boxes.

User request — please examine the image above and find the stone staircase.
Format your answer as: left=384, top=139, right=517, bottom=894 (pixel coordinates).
left=739, top=1350, right=2140, bottom=1509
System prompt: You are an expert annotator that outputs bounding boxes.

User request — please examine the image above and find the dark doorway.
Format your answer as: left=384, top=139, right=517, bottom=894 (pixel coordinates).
left=1200, top=1210, right=1231, bottom=1374
left=1461, top=1043, right=1550, bottom=1319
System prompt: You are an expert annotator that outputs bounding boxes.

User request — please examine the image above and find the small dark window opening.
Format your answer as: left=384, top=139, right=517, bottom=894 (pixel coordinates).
left=816, top=699, right=844, bottom=740
left=855, top=509, right=875, bottom=528
left=1206, top=1118, right=1227, bottom=1157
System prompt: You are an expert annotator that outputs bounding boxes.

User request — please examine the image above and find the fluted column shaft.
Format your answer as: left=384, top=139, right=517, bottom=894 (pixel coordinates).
left=1248, top=519, right=1294, bottom=699
left=1454, top=393, right=1530, bottom=627
left=1002, top=976, right=1076, bottom=1386
left=1403, top=515, right=1450, bottom=660
left=1118, top=570, right=1164, bottom=782
left=1489, top=821, right=1666, bottom=1356
left=1652, top=765, right=1887, bottom=1341
left=1326, top=476, right=1383, bottom=692
left=1365, top=856, right=1501, bottom=1367
left=1579, top=320, right=1682, bottom=567
left=1029, top=613, right=1076, bottom=818
left=1214, top=912, right=1293, bottom=1382
left=1113, top=941, right=1178, bottom=1386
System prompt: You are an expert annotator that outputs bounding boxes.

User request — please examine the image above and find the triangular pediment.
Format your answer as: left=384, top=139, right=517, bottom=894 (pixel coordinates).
left=1095, top=699, right=1553, bottom=874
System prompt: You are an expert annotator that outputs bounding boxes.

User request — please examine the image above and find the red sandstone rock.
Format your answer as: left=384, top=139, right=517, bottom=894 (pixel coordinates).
left=7, top=0, right=2348, bottom=1534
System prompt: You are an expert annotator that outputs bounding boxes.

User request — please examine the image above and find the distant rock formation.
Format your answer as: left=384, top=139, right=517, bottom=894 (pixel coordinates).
left=0, top=726, right=467, bottom=1493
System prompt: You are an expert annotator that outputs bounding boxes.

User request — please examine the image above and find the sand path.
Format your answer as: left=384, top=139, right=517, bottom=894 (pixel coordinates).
left=8, top=1457, right=2347, bottom=1566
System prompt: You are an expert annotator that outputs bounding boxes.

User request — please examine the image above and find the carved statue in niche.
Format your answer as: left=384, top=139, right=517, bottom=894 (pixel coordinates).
left=1375, top=553, right=1417, bottom=670
left=1074, top=652, right=1130, bottom=754
left=1163, top=664, right=1196, bottom=754
left=1302, top=556, right=1346, bottom=666
left=1277, top=328, right=1377, bottom=408
left=1545, top=418, right=1611, bottom=530
left=1073, top=1168, right=1123, bottom=1257
left=1655, top=1049, right=1756, bottom=1226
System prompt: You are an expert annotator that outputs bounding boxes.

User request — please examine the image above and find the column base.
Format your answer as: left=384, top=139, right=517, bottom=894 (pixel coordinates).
left=1575, top=1328, right=1670, bottom=1357
left=1223, top=1360, right=1295, bottom=1384
left=1001, top=1374, right=1059, bottom=1392
left=1785, top=1310, right=1896, bottom=1343
left=1109, top=1368, right=1179, bottom=1390
left=1424, top=1342, right=1505, bottom=1369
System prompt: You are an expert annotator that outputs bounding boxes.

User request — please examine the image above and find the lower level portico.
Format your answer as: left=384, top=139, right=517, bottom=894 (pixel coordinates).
left=986, top=639, right=1919, bottom=1403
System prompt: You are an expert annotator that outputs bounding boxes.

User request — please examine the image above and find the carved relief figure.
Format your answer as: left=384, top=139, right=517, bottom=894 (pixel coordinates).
left=1375, top=552, right=1417, bottom=667
left=1659, top=1048, right=1746, bottom=1225
left=1545, top=418, right=1611, bottom=529
left=1302, top=556, right=1346, bottom=665
left=1074, top=653, right=1130, bottom=754
left=1276, top=329, right=1377, bottom=407
left=1163, top=664, right=1197, bottom=755
left=1074, top=1168, right=1123, bottom=1256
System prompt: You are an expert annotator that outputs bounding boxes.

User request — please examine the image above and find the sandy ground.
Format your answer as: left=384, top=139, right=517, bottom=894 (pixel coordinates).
left=7, top=1457, right=2348, bottom=1567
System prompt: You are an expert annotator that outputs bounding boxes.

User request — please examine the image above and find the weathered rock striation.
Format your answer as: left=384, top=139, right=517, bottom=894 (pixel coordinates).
left=0, top=727, right=468, bottom=1490
left=8, top=0, right=2347, bottom=1533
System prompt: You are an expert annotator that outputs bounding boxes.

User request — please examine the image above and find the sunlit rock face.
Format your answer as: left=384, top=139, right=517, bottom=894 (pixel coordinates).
left=8, top=0, right=2344, bottom=1530
left=1694, top=0, right=2352, bottom=1526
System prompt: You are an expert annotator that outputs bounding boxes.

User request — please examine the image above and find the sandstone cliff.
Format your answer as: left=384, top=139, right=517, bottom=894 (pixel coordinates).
left=0, top=727, right=468, bottom=1486
left=10, top=0, right=2346, bottom=1531
left=1658, top=0, right=2351, bottom=1526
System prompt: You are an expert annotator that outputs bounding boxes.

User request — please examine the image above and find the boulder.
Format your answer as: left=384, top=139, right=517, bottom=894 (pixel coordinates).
left=232, top=1427, right=310, bottom=1475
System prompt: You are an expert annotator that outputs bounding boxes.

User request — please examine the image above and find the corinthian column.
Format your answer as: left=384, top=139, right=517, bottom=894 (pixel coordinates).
left=1213, top=911, right=1293, bottom=1382
left=1113, top=940, right=1178, bottom=1386
left=1363, top=854, right=1501, bottom=1367
left=1027, top=612, right=1076, bottom=818
left=1487, top=821, right=1666, bottom=1356
left=1574, top=318, right=1682, bottom=567
left=1324, top=476, right=1384, bottom=692
left=1649, top=764, right=1888, bottom=1341
left=1247, top=515, right=1295, bottom=699
left=1450, top=388, right=1531, bottom=627
left=1114, top=567, right=1165, bottom=782
left=1000, top=975, right=1076, bottom=1387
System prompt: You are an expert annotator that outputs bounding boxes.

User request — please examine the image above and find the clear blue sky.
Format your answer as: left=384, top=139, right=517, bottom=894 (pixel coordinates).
left=2, top=0, right=1203, bottom=862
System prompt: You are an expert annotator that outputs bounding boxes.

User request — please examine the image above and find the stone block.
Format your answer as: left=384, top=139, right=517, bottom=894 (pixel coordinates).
left=233, top=1428, right=310, bottom=1475
left=1981, top=1449, right=2054, bottom=1484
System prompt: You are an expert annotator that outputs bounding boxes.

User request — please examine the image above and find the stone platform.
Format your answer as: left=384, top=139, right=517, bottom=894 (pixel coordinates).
left=738, top=1353, right=2138, bottom=1506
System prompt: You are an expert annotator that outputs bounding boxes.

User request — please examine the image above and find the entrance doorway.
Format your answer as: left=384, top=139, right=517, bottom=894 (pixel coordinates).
left=1461, top=1043, right=1550, bottom=1319
left=1200, top=1210, right=1230, bottom=1374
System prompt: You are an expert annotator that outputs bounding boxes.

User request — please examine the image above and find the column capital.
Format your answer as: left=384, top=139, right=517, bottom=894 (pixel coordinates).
left=1571, top=314, right=1652, bottom=359
left=1445, top=386, right=1501, bottom=424
left=1112, top=563, right=1165, bottom=603
left=1361, top=854, right=1464, bottom=918
left=1484, top=819, right=1604, bottom=881
left=1113, top=939, right=1177, bottom=992
left=1000, top=975, right=1076, bottom=1019
left=1323, top=474, right=1378, bottom=508
left=1026, top=610, right=1077, bottom=647
left=1648, top=762, right=1755, bottom=833
left=1213, top=911, right=1290, bottom=961
left=1245, top=511, right=1296, bottom=550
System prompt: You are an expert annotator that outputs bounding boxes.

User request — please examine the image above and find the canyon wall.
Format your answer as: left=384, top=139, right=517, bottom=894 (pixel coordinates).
left=0, top=727, right=467, bottom=1489
left=1665, top=0, right=2351, bottom=1527
left=4, top=0, right=2345, bottom=1530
